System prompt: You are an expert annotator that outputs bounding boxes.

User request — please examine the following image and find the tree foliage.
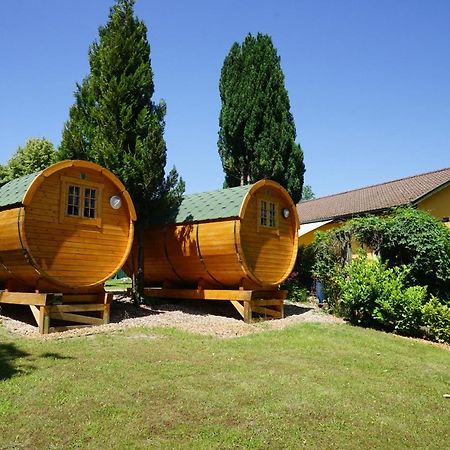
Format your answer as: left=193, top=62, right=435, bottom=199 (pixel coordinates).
left=349, top=208, right=450, bottom=299
left=58, top=0, right=184, bottom=301
left=301, top=185, right=315, bottom=201
left=58, top=0, right=184, bottom=225
left=218, top=33, right=305, bottom=203
left=1, top=138, right=56, bottom=182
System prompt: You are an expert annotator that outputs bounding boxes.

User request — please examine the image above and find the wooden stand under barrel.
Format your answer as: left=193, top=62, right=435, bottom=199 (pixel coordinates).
left=0, top=290, right=113, bottom=334
left=144, top=287, right=286, bottom=323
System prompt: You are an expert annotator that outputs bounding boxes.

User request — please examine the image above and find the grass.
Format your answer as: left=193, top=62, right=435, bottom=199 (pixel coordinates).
left=0, top=321, right=449, bottom=449
left=104, top=277, right=132, bottom=290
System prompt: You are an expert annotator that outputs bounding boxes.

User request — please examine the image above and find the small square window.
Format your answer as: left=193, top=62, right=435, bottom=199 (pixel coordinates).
left=66, top=185, right=97, bottom=219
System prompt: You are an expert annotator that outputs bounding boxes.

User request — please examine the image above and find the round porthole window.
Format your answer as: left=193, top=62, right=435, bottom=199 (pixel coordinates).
left=110, top=195, right=122, bottom=210
left=282, top=208, right=290, bottom=219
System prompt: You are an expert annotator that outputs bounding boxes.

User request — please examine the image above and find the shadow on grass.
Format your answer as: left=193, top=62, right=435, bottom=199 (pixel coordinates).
left=0, top=343, right=76, bottom=381
left=0, top=342, right=34, bottom=380
left=40, top=352, right=75, bottom=360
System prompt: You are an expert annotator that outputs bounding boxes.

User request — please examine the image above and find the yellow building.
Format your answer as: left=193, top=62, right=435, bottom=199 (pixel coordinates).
left=297, top=167, right=450, bottom=246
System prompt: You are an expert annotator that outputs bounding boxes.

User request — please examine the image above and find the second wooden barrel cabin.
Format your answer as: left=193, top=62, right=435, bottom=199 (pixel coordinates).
left=0, top=160, right=136, bottom=295
left=133, top=179, right=299, bottom=290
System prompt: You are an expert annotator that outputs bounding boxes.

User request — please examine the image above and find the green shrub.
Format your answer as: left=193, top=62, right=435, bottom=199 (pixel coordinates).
left=375, top=284, right=426, bottom=335
left=346, top=208, right=450, bottom=300
left=296, top=244, right=316, bottom=290
left=312, top=231, right=346, bottom=310
left=422, top=297, right=450, bottom=344
left=337, top=257, right=426, bottom=335
left=337, top=257, right=383, bottom=326
left=281, top=271, right=309, bottom=302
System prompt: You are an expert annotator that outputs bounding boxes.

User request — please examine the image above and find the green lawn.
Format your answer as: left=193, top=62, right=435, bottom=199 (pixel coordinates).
left=1, top=322, right=449, bottom=449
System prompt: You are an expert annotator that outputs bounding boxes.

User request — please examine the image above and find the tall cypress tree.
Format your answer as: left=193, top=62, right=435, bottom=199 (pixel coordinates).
left=59, top=0, right=184, bottom=301
left=218, top=33, right=305, bottom=203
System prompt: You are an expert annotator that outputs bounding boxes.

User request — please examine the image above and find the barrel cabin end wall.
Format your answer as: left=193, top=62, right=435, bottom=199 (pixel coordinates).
left=0, top=160, right=136, bottom=333
left=132, top=179, right=299, bottom=322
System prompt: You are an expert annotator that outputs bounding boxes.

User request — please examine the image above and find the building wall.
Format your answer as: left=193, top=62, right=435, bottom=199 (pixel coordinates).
left=417, top=184, right=450, bottom=229
left=298, top=221, right=342, bottom=246
left=299, top=184, right=450, bottom=247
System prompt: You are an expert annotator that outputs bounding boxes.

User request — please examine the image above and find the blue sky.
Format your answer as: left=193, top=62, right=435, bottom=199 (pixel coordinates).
left=1, top=0, right=449, bottom=196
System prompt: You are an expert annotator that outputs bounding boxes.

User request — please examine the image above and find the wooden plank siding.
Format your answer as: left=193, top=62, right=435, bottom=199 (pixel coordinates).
left=134, top=180, right=298, bottom=290
left=0, top=161, right=135, bottom=293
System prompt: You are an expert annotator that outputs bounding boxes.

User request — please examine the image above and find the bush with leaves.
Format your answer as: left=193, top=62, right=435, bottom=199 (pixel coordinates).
left=345, top=208, right=450, bottom=300
left=422, top=297, right=450, bottom=343
left=281, top=271, right=309, bottom=302
left=311, top=230, right=347, bottom=311
left=337, top=257, right=426, bottom=335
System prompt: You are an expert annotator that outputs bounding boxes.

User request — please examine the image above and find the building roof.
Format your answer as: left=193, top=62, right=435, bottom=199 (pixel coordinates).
left=158, top=183, right=253, bottom=224
left=0, top=171, right=41, bottom=209
left=297, top=167, right=450, bottom=224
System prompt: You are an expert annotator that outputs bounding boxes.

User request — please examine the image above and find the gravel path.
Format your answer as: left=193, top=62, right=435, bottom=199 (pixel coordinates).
left=0, top=294, right=343, bottom=340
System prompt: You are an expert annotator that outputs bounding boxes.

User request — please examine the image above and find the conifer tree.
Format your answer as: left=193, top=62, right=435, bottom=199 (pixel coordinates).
left=218, top=33, right=304, bottom=203
left=59, top=0, right=184, bottom=301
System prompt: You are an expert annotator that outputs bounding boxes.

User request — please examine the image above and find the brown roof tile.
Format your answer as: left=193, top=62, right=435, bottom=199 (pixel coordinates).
left=297, top=167, right=450, bottom=224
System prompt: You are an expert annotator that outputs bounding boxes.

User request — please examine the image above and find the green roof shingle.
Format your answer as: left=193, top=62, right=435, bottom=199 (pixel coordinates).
left=156, top=183, right=253, bottom=224
left=0, top=172, right=40, bottom=209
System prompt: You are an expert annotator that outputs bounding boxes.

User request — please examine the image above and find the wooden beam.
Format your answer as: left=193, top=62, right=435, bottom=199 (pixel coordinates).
left=250, top=290, right=287, bottom=300
left=49, top=311, right=104, bottom=326
left=250, top=299, right=284, bottom=306
left=61, top=294, right=101, bottom=304
left=0, top=291, right=47, bottom=306
left=250, top=305, right=283, bottom=319
left=144, top=288, right=254, bottom=301
left=48, top=304, right=104, bottom=313
left=230, top=300, right=244, bottom=319
left=103, top=304, right=110, bottom=324
left=49, top=325, right=93, bottom=332
left=39, top=306, right=50, bottom=334
left=29, top=305, right=40, bottom=326
left=244, top=302, right=252, bottom=323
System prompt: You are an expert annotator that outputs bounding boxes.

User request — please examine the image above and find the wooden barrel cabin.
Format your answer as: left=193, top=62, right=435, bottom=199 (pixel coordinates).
left=130, top=179, right=298, bottom=321
left=0, top=160, right=136, bottom=333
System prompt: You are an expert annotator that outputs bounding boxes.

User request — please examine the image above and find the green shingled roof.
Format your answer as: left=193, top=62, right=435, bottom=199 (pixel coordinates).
left=0, top=171, right=41, bottom=209
left=161, top=183, right=253, bottom=224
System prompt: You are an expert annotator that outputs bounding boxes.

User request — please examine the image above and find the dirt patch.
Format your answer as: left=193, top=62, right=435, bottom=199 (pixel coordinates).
left=0, top=294, right=342, bottom=340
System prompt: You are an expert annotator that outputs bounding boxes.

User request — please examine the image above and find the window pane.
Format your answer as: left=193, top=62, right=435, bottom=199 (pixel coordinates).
left=67, top=185, right=81, bottom=216
left=83, top=188, right=97, bottom=218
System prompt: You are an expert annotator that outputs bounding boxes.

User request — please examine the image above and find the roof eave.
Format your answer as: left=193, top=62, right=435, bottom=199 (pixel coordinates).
left=412, top=180, right=450, bottom=206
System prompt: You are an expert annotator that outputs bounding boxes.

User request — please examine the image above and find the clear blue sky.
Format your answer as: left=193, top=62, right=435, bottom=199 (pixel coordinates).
left=1, top=0, right=449, bottom=196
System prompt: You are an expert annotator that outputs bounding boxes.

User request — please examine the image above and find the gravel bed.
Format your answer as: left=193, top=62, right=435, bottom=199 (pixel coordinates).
left=0, top=294, right=342, bottom=340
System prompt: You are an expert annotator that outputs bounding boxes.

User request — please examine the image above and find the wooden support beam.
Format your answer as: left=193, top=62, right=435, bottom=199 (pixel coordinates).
left=61, top=294, right=100, bottom=304
left=250, top=305, right=283, bottom=319
left=144, top=288, right=254, bottom=301
left=48, top=304, right=104, bottom=313
left=39, top=306, right=50, bottom=334
left=244, top=301, right=252, bottom=323
left=29, top=305, right=40, bottom=326
left=0, top=291, right=48, bottom=306
left=48, top=311, right=104, bottom=326
left=49, top=325, right=93, bottom=333
left=250, top=290, right=287, bottom=300
left=250, top=299, right=284, bottom=306
left=230, top=300, right=244, bottom=319
left=103, top=304, right=111, bottom=324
